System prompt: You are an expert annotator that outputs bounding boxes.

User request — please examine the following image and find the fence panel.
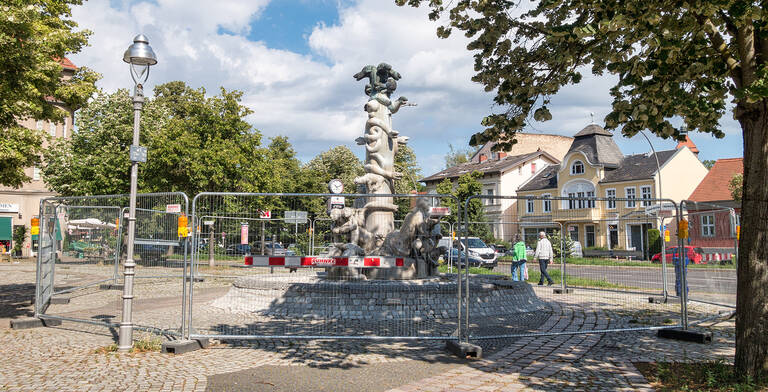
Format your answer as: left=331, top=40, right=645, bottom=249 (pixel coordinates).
left=462, top=195, right=687, bottom=341
left=678, top=201, right=737, bottom=319
left=34, top=193, right=188, bottom=338
left=187, top=192, right=459, bottom=340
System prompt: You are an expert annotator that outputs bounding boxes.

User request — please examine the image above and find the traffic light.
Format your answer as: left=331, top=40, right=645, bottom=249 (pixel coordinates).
left=30, top=217, right=40, bottom=236
left=178, top=214, right=189, bottom=238
left=678, top=219, right=689, bottom=239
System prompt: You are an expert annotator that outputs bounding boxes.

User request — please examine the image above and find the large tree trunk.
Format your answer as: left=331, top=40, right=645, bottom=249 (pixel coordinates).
left=735, top=100, right=768, bottom=378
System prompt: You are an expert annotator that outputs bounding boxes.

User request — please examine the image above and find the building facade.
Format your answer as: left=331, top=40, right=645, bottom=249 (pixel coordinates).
left=685, top=158, right=742, bottom=261
left=422, top=134, right=573, bottom=241
left=516, top=124, right=708, bottom=256
left=0, top=58, right=77, bottom=257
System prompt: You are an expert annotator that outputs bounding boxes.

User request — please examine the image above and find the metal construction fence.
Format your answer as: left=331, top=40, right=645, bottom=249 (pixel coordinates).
left=677, top=200, right=738, bottom=312
left=33, top=191, right=738, bottom=348
left=34, top=192, right=189, bottom=337
left=459, top=195, right=687, bottom=341
left=186, top=192, right=460, bottom=340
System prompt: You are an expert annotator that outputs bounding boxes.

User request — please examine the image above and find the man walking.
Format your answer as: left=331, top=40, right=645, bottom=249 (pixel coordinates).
left=534, top=231, right=555, bottom=286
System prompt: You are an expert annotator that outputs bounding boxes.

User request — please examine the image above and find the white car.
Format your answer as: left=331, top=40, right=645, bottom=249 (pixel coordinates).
left=458, top=237, right=497, bottom=266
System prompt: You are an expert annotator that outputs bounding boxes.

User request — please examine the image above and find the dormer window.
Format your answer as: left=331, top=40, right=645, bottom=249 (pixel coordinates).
left=571, top=160, right=584, bottom=175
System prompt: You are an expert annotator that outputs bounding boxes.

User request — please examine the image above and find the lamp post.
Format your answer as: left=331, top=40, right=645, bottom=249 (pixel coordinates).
left=118, top=34, right=157, bottom=352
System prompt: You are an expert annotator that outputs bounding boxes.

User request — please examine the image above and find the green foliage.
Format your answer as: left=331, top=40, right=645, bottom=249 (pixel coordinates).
left=702, top=159, right=717, bottom=170
left=12, top=226, right=26, bottom=255
left=294, top=145, right=364, bottom=215
left=396, top=0, right=766, bottom=147
left=42, top=83, right=270, bottom=197
left=435, top=171, right=492, bottom=241
left=549, top=230, right=573, bottom=260
left=394, top=144, right=424, bottom=219
left=0, top=1, right=100, bottom=186
left=0, top=126, right=44, bottom=188
left=648, top=229, right=662, bottom=255
left=444, top=143, right=478, bottom=168
left=729, top=173, right=743, bottom=201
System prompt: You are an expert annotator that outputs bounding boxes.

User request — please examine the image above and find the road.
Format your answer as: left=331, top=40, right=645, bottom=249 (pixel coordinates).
left=495, top=262, right=736, bottom=305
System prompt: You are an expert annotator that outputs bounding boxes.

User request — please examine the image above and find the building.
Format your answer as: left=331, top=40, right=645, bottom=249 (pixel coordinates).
left=685, top=158, right=742, bottom=261
left=0, top=58, right=77, bottom=257
left=516, top=124, right=708, bottom=255
left=422, top=133, right=573, bottom=241
left=469, top=132, right=574, bottom=163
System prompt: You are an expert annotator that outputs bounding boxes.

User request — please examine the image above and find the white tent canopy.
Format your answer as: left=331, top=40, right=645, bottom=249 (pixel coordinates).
left=67, top=218, right=117, bottom=230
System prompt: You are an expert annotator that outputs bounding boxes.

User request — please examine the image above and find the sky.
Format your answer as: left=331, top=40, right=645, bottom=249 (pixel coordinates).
left=68, top=0, right=745, bottom=178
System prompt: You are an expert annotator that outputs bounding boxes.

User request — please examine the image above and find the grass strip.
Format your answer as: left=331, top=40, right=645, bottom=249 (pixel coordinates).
left=635, top=360, right=768, bottom=392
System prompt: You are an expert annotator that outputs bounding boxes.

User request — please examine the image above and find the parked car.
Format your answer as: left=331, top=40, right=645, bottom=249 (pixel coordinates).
left=253, top=242, right=286, bottom=256
left=490, top=244, right=508, bottom=258
left=458, top=237, right=498, bottom=265
left=225, top=243, right=251, bottom=255
left=446, top=248, right=497, bottom=269
left=651, top=246, right=704, bottom=264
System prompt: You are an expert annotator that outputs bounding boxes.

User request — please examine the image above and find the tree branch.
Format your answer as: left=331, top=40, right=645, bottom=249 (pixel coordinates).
left=737, top=23, right=757, bottom=87
left=697, top=15, right=743, bottom=89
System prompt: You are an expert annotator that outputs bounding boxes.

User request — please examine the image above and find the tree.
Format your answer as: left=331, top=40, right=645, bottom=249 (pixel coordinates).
left=730, top=173, right=743, bottom=202
left=435, top=171, right=493, bottom=242
left=444, top=143, right=477, bottom=168
left=394, top=145, right=425, bottom=219
left=701, top=159, right=717, bottom=170
left=43, top=83, right=269, bottom=197
left=399, top=0, right=768, bottom=377
left=295, top=145, right=364, bottom=215
left=0, top=1, right=100, bottom=187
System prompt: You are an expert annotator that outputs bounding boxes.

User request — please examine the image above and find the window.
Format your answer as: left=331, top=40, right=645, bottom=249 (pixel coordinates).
left=563, top=180, right=596, bottom=209
left=33, top=167, right=41, bottom=181
left=568, top=225, right=579, bottom=242
left=625, top=187, right=636, bottom=208
left=526, top=198, right=535, bottom=213
left=542, top=194, right=551, bottom=213
left=485, top=189, right=494, bottom=205
left=701, top=215, right=715, bottom=237
left=585, top=225, right=595, bottom=248
left=531, top=162, right=537, bottom=174
left=49, top=123, right=56, bottom=137
left=62, top=120, right=68, bottom=138
left=518, top=166, right=522, bottom=175
left=641, top=186, right=652, bottom=206
left=571, top=160, right=584, bottom=175
left=606, top=189, right=616, bottom=209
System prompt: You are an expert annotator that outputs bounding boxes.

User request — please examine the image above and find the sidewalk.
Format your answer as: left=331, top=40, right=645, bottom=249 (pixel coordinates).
left=0, top=262, right=734, bottom=392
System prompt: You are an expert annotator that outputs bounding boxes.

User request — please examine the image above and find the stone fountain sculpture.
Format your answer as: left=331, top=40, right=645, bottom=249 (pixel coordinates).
left=326, top=63, right=443, bottom=279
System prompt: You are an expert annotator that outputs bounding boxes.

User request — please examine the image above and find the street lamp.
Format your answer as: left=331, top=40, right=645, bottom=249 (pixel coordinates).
left=118, top=34, right=157, bottom=352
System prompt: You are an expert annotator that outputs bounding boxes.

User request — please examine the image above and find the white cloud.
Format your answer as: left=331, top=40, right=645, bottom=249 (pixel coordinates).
left=69, top=0, right=742, bottom=179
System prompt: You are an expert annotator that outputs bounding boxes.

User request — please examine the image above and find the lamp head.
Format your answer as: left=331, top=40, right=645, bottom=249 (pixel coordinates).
left=123, top=34, right=157, bottom=66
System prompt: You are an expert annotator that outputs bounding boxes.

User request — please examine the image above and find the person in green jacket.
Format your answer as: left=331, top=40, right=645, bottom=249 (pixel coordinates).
left=511, top=235, right=527, bottom=281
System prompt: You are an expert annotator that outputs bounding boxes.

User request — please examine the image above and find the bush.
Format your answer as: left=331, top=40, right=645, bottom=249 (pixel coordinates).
left=549, top=230, right=573, bottom=259
left=647, top=228, right=661, bottom=255
left=12, top=226, right=27, bottom=255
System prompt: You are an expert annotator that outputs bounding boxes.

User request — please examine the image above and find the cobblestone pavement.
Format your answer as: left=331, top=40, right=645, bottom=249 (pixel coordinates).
left=0, top=261, right=735, bottom=391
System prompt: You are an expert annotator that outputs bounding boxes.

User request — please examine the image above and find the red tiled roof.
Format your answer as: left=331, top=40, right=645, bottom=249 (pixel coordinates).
left=688, top=158, right=743, bottom=202
left=58, top=57, right=77, bottom=70
left=676, top=135, right=699, bottom=154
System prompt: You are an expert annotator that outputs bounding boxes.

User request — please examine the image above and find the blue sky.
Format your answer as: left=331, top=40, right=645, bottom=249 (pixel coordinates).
left=70, top=0, right=744, bottom=178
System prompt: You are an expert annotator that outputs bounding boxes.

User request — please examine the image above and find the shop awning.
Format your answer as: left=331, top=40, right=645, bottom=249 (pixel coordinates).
left=0, top=217, right=12, bottom=241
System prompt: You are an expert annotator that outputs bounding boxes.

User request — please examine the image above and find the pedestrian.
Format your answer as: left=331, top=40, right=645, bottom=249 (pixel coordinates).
left=511, top=234, right=527, bottom=281
left=534, top=231, right=555, bottom=286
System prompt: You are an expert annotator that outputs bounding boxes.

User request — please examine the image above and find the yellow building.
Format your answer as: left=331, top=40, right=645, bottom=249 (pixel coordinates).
left=516, top=124, right=708, bottom=255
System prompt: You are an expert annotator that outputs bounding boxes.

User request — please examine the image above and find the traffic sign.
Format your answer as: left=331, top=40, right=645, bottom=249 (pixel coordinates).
left=284, top=210, right=308, bottom=224
left=166, top=204, right=182, bottom=213
left=259, top=210, right=271, bottom=219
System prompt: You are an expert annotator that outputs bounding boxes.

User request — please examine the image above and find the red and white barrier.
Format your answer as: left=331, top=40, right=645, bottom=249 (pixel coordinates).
left=243, top=255, right=412, bottom=268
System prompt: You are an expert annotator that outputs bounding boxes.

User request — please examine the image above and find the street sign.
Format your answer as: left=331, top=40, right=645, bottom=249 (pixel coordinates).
left=284, top=210, right=308, bottom=224
left=240, top=224, right=249, bottom=245
left=259, top=210, right=271, bottom=219
left=644, top=202, right=675, bottom=217
left=429, top=206, right=451, bottom=217
left=166, top=204, right=182, bottom=213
